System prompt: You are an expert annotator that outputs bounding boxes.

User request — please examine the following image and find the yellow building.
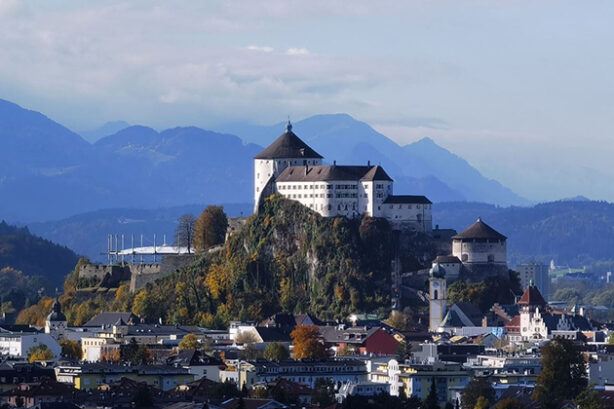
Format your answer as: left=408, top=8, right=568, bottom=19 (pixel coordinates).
left=55, top=363, right=194, bottom=391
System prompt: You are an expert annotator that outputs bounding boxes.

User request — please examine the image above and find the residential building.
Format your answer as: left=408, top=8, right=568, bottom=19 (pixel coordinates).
left=55, top=363, right=194, bottom=391
left=516, top=263, right=550, bottom=301
left=318, top=325, right=401, bottom=355
left=0, top=329, right=61, bottom=360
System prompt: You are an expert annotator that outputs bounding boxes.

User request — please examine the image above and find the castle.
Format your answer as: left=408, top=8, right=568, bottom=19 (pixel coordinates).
left=254, top=121, right=433, bottom=232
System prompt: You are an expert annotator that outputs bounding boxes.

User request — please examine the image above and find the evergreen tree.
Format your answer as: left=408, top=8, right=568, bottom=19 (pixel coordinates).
left=423, top=378, right=440, bottom=409
left=460, top=378, right=494, bottom=409
left=532, top=338, right=587, bottom=409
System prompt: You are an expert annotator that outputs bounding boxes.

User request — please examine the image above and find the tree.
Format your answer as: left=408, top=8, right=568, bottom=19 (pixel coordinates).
left=194, top=206, right=229, bottom=252
left=460, top=378, right=494, bottom=409
left=27, top=344, right=54, bottom=362
left=176, top=213, right=196, bottom=253
left=473, top=396, right=489, bottom=409
left=235, top=330, right=259, bottom=345
left=290, top=325, right=328, bottom=359
left=493, top=398, right=525, bottom=409
left=178, top=334, right=200, bottom=350
left=59, top=339, right=82, bottom=360
left=263, top=342, right=289, bottom=361
left=385, top=310, right=410, bottom=331
left=574, top=384, right=605, bottom=409
left=422, top=379, right=440, bottom=409
left=532, top=338, right=587, bottom=409
left=312, top=378, right=335, bottom=407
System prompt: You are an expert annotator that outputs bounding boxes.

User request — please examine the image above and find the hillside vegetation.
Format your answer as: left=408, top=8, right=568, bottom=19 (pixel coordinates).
left=130, top=195, right=397, bottom=326
left=0, top=221, right=79, bottom=288
left=434, top=200, right=614, bottom=267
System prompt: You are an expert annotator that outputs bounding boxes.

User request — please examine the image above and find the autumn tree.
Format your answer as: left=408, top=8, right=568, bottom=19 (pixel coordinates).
left=263, top=342, right=290, bottom=361
left=290, top=325, right=328, bottom=359
left=493, top=398, right=525, bottom=409
left=175, top=213, right=196, bottom=253
left=178, top=334, right=200, bottom=350
left=532, top=338, right=587, bottom=409
left=59, top=339, right=82, bottom=360
left=27, top=344, right=54, bottom=362
left=461, top=378, right=495, bottom=409
left=193, top=206, right=228, bottom=252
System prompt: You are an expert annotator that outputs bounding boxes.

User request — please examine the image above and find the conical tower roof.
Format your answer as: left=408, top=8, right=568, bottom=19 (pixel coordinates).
left=452, top=217, right=506, bottom=240
left=254, top=121, right=323, bottom=160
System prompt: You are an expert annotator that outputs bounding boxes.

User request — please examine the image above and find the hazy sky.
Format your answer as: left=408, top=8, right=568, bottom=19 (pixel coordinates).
left=1, top=0, right=613, bottom=202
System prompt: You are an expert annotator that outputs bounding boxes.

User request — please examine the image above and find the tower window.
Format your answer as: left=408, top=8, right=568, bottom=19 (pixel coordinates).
left=434, top=290, right=438, bottom=299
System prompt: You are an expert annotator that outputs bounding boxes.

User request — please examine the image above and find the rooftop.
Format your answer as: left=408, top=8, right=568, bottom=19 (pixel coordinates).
left=452, top=217, right=506, bottom=240
left=254, top=122, right=322, bottom=160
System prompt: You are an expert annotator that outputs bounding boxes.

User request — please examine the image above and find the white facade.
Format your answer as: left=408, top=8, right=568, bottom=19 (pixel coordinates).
left=452, top=239, right=506, bottom=265
left=254, top=156, right=322, bottom=213
left=429, top=276, right=447, bottom=332
left=0, top=332, right=61, bottom=359
left=254, top=122, right=432, bottom=232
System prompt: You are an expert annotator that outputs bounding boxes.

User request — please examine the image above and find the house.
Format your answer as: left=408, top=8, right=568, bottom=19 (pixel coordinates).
left=82, top=312, right=139, bottom=328
left=252, top=378, right=313, bottom=404
left=318, top=325, right=401, bottom=355
left=0, top=328, right=61, bottom=360
left=372, top=359, right=472, bottom=404
left=229, top=359, right=367, bottom=389
left=168, top=377, right=220, bottom=403
left=166, top=349, right=225, bottom=381
left=0, top=361, right=56, bottom=392
left=1, top=379, right=75, bottom=408
left=217, top=397, right=288, bottom=409
left=55, top=363, right=194, bottom=391
left=336, top=381, right=390, bottom=402
left=254, top=121, right=432, bottom=232
left=516, top=283, right=592, bottom=342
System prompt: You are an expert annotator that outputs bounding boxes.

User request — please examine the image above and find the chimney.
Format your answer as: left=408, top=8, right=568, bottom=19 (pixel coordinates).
left=333, top=160, right=336, bottom=166
left=368, top=160, right=371, bottom=167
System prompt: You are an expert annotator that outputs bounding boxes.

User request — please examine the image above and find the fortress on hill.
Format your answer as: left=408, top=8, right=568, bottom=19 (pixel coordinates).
left=254, top=121, right=433, bottom=233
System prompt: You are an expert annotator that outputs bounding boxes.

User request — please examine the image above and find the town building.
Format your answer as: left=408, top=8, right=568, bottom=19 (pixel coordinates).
left=516, top=263, right=550, bottom=301
left=0, top=328, right=61, bottom=360
left=317, top=325, right=401, bottom=355
left=55, top=363, right=194, bottom=391
left=428, top=264, right=447, bottom=332
left=452, top=217, right=507, bottom=278
left=254, top=121, right=432, bottom=232
left=223, top=359, right=367, bottom=389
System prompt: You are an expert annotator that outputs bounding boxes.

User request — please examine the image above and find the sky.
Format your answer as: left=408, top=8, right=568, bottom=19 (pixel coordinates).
left=0, top=0, right=613, bottom=202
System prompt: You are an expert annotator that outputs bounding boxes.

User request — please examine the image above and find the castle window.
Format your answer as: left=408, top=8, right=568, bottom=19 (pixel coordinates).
left=328, top=204, right=332, bottom=210
left=338, top=204, right=341, bottom=210
left=462, top=254, right=468, bottom=262
left=488, top=254, right=495, bottom=263
left=256, top=187, right=259, bottom=192
left=257, top=173, right=260, bottom=179
left=434, top=290, right=438, bottom=299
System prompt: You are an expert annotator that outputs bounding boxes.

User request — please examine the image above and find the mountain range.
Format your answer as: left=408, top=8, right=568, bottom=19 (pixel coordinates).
left=0, top=99, right=530, bottom=224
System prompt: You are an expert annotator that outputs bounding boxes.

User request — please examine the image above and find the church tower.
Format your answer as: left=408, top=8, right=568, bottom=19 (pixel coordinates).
left=428, top=263, right=447, bottom=332
left=45, top=299, right=67, bottom=336
left=253, top=121, right=323, bottom=213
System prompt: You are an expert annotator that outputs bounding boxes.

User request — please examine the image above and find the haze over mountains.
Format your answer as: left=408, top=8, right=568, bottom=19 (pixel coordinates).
left=0, top=99, right=529, bottom=224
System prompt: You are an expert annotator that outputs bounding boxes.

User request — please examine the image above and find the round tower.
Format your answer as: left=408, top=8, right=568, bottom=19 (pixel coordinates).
left=452, top=217, right=507, bottom=279
left=253, top=121, right=323, bottom=213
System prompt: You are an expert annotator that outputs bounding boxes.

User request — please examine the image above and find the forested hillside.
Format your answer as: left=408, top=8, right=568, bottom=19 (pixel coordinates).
left=0, top=221, right=79, bottom=287
left=433, top=200, right=614, bottom=266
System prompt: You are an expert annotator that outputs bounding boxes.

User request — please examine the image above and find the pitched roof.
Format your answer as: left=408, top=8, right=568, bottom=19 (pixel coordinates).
left=254, top=327, right=292, bottom=342
left=254, top=123, right=322, bottom=160
left=83, top=312, right=138, bottom=327
left=517, top=285, right=547, bottom=308
left=441, top=303, right=483, bottom=327
left=452, top=217, right=506, bottom=240
left=434, top=255, right=461, bottom=264
left=360, top=165, right=393, bottom=181
left=276, top=165, right=371, bottom=182
left=383, top=195, right=432, bottom=204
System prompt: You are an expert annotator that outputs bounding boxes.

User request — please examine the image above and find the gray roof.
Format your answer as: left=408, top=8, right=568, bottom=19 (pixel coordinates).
left=434, top=255, right=461, bottom=264
left=317, top=326, right=381, bottom=345
left=254, top=123, right=322, bottom=160
left=383, top=195, right=432, bottom=204
left=452, top=217, right=506, bottom=240
left=276, top=165, right=392, bottom=183
left=83, top=312, right=138, bottom=327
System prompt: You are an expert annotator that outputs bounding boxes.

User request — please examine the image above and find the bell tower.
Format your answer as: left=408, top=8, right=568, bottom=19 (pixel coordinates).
left=428, top=263, right=447, bottom=332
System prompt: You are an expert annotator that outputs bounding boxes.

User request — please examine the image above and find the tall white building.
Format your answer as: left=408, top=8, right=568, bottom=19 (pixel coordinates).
left=254, top=121, right=432, bottom=232
left=428, top=265, right=447, bottom=332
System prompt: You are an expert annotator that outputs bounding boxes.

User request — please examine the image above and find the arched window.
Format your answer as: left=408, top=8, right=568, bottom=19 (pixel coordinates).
left=461, top=254, right=468, bottom=262
left=433, top=290, right=438, bottom=300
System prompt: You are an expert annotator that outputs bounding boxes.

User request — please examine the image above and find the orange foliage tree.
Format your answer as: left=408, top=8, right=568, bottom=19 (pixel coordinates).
left=290, top=325, right=328, bottom=359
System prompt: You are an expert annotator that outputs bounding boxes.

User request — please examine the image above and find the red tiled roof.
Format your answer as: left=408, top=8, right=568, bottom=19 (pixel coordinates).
left=517, top=285, right=547, bottom=307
